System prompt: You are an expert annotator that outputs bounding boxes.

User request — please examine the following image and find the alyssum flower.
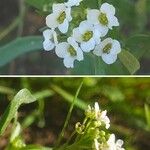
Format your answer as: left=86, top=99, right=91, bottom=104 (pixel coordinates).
left=93, top=38, right=121, bottom=64
left=46, top=3, right=72, bottom=34
left=43, top=29, right=58, bottom=51
left=73, top=21, right=101, bottom=52
left=87, top=3, right=119, bottom=37
left=55, top=37, right=83, bottom=68
left=106, top=134, right=125, bottom=150
left=86, top=102, right=110, bottom=129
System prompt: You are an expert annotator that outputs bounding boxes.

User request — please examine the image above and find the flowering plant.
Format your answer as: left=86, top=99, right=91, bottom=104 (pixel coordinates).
left=1, top=0, right=149, bottom=74
left=0, top=88, right=125, bottom=150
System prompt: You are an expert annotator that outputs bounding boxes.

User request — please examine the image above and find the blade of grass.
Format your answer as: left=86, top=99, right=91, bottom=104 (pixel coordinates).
left=51, top=85, right=87, bottom=110
left=144, top=103, right=150, bottom=129
left=55, top=81, right=83, bottom=147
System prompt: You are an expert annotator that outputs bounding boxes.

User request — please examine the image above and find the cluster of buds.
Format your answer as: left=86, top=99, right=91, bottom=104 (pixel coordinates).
left=42, top=0, right=121, bottom=68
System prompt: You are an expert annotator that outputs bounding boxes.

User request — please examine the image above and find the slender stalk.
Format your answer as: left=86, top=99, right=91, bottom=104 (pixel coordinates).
left=0, top=17, right=19, bottom=41
left=55, top=81, right=83, bottom=148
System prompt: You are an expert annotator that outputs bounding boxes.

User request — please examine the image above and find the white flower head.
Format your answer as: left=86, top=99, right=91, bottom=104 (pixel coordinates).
left=107, top=134, right=125, bottom=150
left=93, top=38, right=121, bottom=64
left=55, top=37, right=83, bottom=68
left=87, top=3, right=119, bottom=37
left=43, top=29, right=58, bottom=51
left=73, top=21, right=101, bottom=52
left=65, top=0, right=83, bottom=7
left=46, top=3, right=72, bottom=34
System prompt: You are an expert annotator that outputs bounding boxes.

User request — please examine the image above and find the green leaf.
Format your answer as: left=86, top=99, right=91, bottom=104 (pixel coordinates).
left=119, top=50, right=140, bottom=74
left=126, top=34, right=150, bottom=59
left=0, top=36, right=43, bottom=67
left=0, top=89, right=36, bottom=136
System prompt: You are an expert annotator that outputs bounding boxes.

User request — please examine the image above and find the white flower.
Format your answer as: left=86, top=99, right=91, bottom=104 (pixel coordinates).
left=43, top=29, right=58, bottom=51
left=86, top=102, right=110, bottom=129
left=46, top=3, right=72, bottom=33
left=65, top=0, right=82, bottom=7
left=55, top=37, right=83, bottom=68
left=73, top=21, right=101, bottom=52
left=107, top=134, right=125, bottom=150
left=93, top=38, right=121, bottom=64
left=87, top=3, right=119, bottom=37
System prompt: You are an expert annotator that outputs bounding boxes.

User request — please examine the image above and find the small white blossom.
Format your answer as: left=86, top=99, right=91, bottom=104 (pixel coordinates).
left=65, top=0, right=82, bottom=7
left=46, top=3, right=72, bottom=33
left=107, top=134, right=125, bottom=150
left=43, top=29, right=58, bottom=51
left=87, top=3, right=119, bottom=37
left=93, top=38, right=121, bottom=64
left=73, top=21, right=101, bottom=52
left=55, top=37, right=83, bottom=68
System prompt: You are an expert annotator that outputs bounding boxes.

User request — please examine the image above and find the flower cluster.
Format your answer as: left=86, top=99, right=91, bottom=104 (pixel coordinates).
left=75, top=102, right=125, bottom=150
left=43, top=0, right=121, bottom=68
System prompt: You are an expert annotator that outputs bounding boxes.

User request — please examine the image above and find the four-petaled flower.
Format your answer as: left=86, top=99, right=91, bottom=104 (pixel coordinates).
left=43, top=29, right=58, bottom=51
left=107, top=134, right=125, bottom=150
left=55, top=37, right=84, bottom=68
left=93, top=38, right=121, bottom=64
left=73, top=21, right=101, bottom=52
left=87, top=3, right=119, bottom=37
left=46, top=3, right=72, bottom=34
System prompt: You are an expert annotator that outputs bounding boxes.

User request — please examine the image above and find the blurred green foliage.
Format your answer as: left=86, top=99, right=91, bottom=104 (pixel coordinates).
left=0, top=77, right=150, bottom=149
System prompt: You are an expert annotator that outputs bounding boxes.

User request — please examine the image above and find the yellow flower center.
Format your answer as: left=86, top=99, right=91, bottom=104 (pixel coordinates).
left=57, top=11, right=66, bottom=24
left=103, top=43, right=112, bottom=54
left=99, top=13, right=108, bottom=26
left=68, top=45, right=77, bottom=56
left=82, top=31, right=93, bottom=42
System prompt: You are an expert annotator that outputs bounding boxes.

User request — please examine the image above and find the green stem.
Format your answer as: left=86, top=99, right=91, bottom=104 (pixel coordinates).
left=17, top=0, right=26, bottom=36
left=55, top=81, right=83, bottom=148
left=0, top=17, right=19, bottom=41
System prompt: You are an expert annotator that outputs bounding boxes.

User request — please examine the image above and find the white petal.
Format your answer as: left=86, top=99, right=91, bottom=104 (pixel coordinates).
left=52, top=30, right=58, bottom=45
left=53, top=3, right=66, bottom=13
left=55, top=42, right=69, bottom=58
left=76, top=48, right=84, bottom=61
left=43, top=40, right=55, bottom=51
left=102, top=54, right=117, bottom=64
left=73, top=28, right=82, bottom=42
left=63, top=57, right=75, bottom=68
left=93, top=29, right=101, bottom=45
left=79, top=20, right=93, bottom=34
left=67, top=37, right=79, bottom=50
left=65, top=7, right=72, bottom=22
left=43, top=29, right=53, bottom=40
left=108, top=15, right=119, bottom=29
left=46, top=13, right=59, bottom=29
left=58, top=19, right=69, bottom=33
left=87, top=9, right=100, bottom=25
left=116, top=140, right=124, bottom=147
left=93, top=44, right=103, bottom=56
left=94, top=24, right=109, bottom=37
left=81, top=38, right=96, bottom=52
left=110, top=40, right=121, bottom=55
left=65, top=0, right=81, bottom=7
left=100, top=3, right=115, bottom=16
